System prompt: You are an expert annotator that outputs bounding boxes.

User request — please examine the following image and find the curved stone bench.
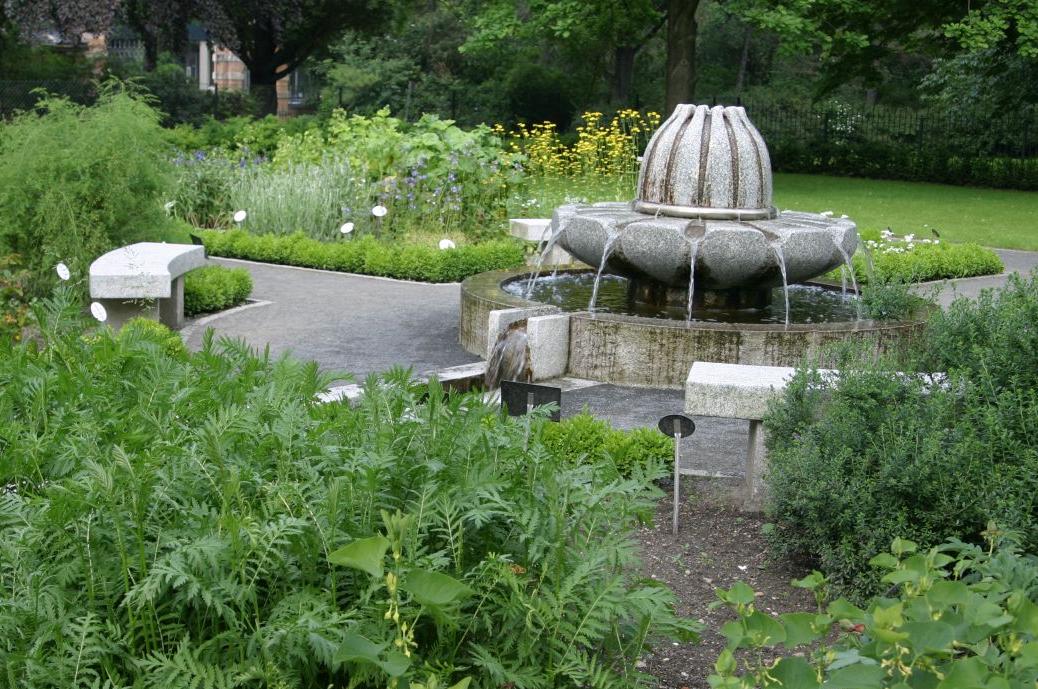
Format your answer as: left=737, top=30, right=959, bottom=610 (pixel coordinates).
left=89, top=242, right=207, bottom=330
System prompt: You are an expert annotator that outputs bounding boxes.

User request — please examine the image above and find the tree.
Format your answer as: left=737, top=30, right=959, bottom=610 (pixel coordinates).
left=200, top=0, right=386, bottom=114
left=729, top=0, right=1038, bottom=95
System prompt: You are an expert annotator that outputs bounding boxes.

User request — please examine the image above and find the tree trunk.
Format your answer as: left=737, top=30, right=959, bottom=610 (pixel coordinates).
left=735, top=27, right=752, bottom=94
left=249, top=68, right=280, bottom=117
left=612, top=45, right=636, bottom=104
left=665, top=0, right=700, bottom=115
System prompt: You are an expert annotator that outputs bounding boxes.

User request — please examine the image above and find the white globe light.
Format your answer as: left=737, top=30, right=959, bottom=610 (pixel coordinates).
left=438, top=238, right=456, bottom=250
left=233, top=210, right=247, bottom=223
left=340, top=222, right=354, bottom=234
left=371, top=205, right=388, bottom=218
left=90, top=302, right=108, bottom=322
left=55, top=263, right=70, bottom=281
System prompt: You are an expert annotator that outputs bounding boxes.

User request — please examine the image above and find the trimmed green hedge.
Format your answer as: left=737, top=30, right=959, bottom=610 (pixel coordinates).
left=183, top=265, right=253, bottom=316
left=828, top=231, right=1004, bottom=284
left=198, top=230, right=527, bottom=283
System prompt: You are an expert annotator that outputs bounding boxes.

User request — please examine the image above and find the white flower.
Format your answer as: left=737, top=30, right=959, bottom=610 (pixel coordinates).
left=371, top=205, right=388, bottom=218
left=90, top=302, right=108, bottom=322
left=340, top=222, right=354, bottom=234
left=233, top=210, right=247, bottom=223
left=438, top=238, right=456, bottom=250
left=820, top=210, right=834, bottom=218
left=164, top=201, right=176, bottom=213
left=904, top=234, right=915, bottom=242
left=934, top=239, right=940, bottom=245
left=907, top=243, right=915, bottom=250
left=55, top=263, right=70, bottom=281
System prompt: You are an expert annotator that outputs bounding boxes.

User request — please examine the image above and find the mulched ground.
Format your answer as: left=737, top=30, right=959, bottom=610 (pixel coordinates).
left=637, top=480, right=816, bottom=689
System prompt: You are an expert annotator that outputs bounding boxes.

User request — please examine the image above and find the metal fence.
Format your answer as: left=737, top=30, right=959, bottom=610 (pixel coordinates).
left=734, top=99, right=1038, bottom=160
left=0, top=80, right=98, bottom=118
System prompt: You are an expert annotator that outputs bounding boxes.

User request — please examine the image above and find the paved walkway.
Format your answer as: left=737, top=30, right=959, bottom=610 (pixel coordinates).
left=913, top=248, right=1038, bottom=307
left=183, top=258, right=480, bottom=380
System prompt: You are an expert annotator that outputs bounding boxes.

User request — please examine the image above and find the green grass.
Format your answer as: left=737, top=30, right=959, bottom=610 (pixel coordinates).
left=515, top=173, right=1038, bottom=251
left=773, top=173, right=1038, bottom=250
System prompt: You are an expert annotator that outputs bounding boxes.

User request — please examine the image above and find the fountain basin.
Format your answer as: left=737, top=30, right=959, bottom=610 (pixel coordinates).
left=554, top=202, right=857, bottom=291
left=460, top=267, right=929, bottom=388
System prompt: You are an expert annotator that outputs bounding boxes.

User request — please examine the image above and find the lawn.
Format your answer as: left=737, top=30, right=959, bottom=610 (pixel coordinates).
left=515, top=173, right=1038, bottom=251
left=773, top=173, right=1038, bottom=251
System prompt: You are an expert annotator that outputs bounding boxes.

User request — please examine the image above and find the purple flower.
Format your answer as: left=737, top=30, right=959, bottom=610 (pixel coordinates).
left=194, top=150, right=206, bottom=162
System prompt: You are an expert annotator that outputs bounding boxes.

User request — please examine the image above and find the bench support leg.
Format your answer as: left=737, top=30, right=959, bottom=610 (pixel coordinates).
left=96, top=298, right=159, bottom=331
left=159, top=276, right=186, bottom=330
left=744, top=419, right=766, bottom=512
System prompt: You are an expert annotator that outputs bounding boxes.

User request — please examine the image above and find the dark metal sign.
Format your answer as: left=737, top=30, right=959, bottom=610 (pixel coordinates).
left=658, top=414, right=696, bottom=438
left=501, top=380, right=562, bottom=422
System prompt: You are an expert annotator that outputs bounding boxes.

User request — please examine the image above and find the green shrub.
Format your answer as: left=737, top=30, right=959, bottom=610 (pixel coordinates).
left=0, top=291, right=698, bottom=687
left=183, top=264, right=253, bottom=315
left=199, top=230, right=526, bottom=283
left=764, top=272, right=1038, bottom=598
left=828, top=230, right=1003, bottom=284
left=116, top=317, right=189, bottom=359
left=0, top=253, right=31, bottom=341
left=0, top=83, right=175, bottom=295
left=710, top=530, right=1038, bottom=689
left=542, top=412, right=672, bottom=478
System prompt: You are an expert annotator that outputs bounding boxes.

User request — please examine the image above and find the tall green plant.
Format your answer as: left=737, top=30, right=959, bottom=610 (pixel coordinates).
left=0, top=292, right=697, bottom=688
left=0, top=83, right=175, bottom=295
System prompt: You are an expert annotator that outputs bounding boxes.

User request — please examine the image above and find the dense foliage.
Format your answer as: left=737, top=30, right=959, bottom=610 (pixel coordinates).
left=764, top=272, right=1038, bottom=597
left=710, top=529, right=1038, bottom=688
left=0, top=87, right=177, bottom=295
left=183, top=264, right=253, bottom=315
left=828, top=228, right=1004, bottom=284
left=170, top=110, right=523, bottom=241
left=199, top=230, right=525, bottom=283
left=542, top=413, right=672, bottom=478
left=0, top=291, right=698, bottom=688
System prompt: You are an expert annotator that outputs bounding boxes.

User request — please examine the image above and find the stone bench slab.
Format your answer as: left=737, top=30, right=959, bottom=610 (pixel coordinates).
left=90, top=242, right=207, bottom=299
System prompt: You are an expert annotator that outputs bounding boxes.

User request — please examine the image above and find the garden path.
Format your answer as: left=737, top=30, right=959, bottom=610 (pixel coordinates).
left=182, top=258, right=480, bottom=380
left=915, top=248, right=1038, bottom=306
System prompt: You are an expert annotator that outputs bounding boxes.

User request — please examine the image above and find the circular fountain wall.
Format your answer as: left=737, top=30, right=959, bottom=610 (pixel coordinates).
left=459, top=268, right=927, bottom=388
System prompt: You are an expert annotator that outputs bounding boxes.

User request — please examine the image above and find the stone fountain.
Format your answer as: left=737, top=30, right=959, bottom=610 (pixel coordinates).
left=459, top=104, right=925, bottom=388
left=544, top=104, right=858, bottom=321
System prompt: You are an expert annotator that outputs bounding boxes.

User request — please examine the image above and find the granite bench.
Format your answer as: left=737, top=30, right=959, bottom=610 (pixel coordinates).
left=89, top=242, right=207, bottom=330
left=684, top=362, right=805, bottom=512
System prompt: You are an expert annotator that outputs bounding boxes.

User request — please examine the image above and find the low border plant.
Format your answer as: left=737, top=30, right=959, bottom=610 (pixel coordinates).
left=183, top=264, right=253, bottom=316
left=199, top=229, right=526, bottom=283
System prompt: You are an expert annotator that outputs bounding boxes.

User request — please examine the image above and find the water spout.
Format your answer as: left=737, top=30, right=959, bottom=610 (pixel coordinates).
left=484, top=321, right=531, bottom=390
left=685, top=239, right=700, bottom=322
left=524, top=224, right=565, bottom=298
left=589, top=233, right=620, bottom=312
left=770, top=242, right=790, bottom=329
left=832, top=239, right=861, bottom=318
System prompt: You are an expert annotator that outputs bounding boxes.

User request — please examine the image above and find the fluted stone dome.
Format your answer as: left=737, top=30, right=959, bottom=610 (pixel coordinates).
left=634, top=104, right=775, bottom=220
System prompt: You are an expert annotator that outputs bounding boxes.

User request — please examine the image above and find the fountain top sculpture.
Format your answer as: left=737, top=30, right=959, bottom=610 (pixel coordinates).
left=635, top=105, right=775, bottom=220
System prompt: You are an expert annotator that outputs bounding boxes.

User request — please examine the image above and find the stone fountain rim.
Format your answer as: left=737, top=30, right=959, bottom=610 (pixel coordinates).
left=631, top=201, right=779, bottom=221
left=467, top=267, right=933, bottom=334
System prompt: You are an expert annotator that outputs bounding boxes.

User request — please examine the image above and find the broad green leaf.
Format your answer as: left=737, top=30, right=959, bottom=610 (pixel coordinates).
left=891, top=538, right=918, bottom=556
left=823, top=664, right=884, bottom=688
left=828, top=650, right=878, bottom=671
left=828, top=599, right=867, bottom=621
left=926, top=580, right=971, bottom=607
left=744, top=610, right=787, bottom=646
left=936, top=656, right=989, bottom=689
left=902, top=620, right=955, bottom=652
left=328, top=535, right=390, bottom=578
left=791, top=571, right=827, bottom=590
left=868, top=553, right=899, bottom=569
left=380, top=651, right=411, bottom=678
left=873, top=602, right=904, bottom=628
left=1011, top=597, right=1038, bottom=635
left=769, top=656, right=819, bottom=688
left=780, top=612, right=828, bottom=648
left=882, top=568, right=922, bottom=585
left=402, top=568, right=472, bottom=606
left=720, top=581, right=757, bottom=606
left=1015, top=641, right=1038, bottom=668
left=714, top=648, right=737, bottom=675
left=335, top=632, right=387, bottom=665
left=719, top=620, right=745, bottom=648
left=446, top=678, right=472, bottom=689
